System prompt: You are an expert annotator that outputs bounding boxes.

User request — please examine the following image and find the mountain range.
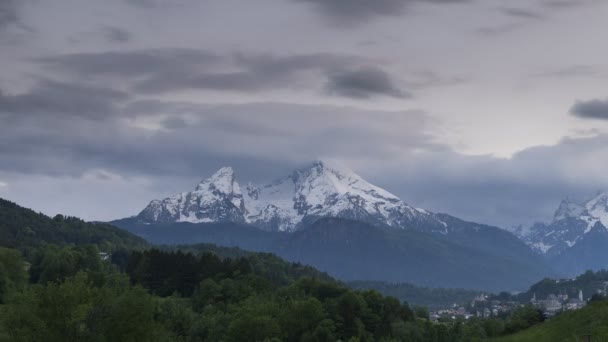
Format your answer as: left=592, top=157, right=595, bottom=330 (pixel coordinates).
left=137, top=160, right=446, bottom=233
left=512, top=192, right=608, bottom=275
left=113, top=160, right=554, bottom=291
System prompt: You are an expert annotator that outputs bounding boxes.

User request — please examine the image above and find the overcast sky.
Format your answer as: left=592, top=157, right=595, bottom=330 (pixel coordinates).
left=2, top=0, right=608, bottom=228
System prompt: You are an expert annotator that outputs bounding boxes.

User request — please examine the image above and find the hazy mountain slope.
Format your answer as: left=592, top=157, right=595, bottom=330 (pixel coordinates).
left=113, top=217, right=553, bottom=291
left=348, top=281, right=481, bottom=310
left=112, top=217, right=277, bottom=252
left=274, top=218, right=551, bottom=291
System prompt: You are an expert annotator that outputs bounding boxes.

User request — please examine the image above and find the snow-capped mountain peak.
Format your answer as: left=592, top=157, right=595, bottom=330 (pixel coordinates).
left=520, top=192, right=608, bottom=256
left=137, top=166, right=245, bottom=224
left=585, top=191, right=608, bottom=227
left=291, top=160, right=402, bottom=213
left=194, top=166, right=240, bottom=195
left=553, top=199, right=586, bottom=222
left=136, top=161, right=443, bottom=232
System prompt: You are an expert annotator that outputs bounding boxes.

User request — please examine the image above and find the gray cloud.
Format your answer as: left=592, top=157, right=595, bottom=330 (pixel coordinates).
left=0, top=80, right=129, bottom=120
left=0, top=0, right=19, bottom=29
left=534, top=65, right=603, bottom=78
left=101, top=27, right=132, bottom=43
left=540, top=0, right=594, bottom=9
left=0, top=89, right=437, bottom=179
left=325, top=66, right=410, bottom=99
left=36, top=49, right=412, bottom=98
left=124, top=0, right=195, bottom=8
left=570, top=98, right=608, bottom=120
left=160, top=116, right=188, bottom=130
left=4, top=79, right=608, bottom=227
left=499, top=8, right=544, bottom=20
left=4, top=88, right=608, bottom=227
left=478, top=0, right=600, bottom=36
left=132, top=52, right=368, bottom=94
left=36, top=48, right=220, bottom=78
left=476, top=23, right=521, bottom=36
left=372, top=134, right=608, bottom=227
left=294, top=0, right=470, bottom=27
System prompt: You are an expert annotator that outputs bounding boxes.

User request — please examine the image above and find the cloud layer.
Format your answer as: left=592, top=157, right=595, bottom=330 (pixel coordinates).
left=36, top=49, right=408, bottom=98
left=3, top=79, right=608, bottom=227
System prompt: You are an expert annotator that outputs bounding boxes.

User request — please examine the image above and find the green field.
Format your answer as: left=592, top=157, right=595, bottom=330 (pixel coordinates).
left=493, top=301, right=608, bottom=342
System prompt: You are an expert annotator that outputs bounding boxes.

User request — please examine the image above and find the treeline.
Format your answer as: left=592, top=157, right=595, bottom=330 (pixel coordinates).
left=156, top=243, right=336, bottom=285
left=0, top=243, right=555, bottom=342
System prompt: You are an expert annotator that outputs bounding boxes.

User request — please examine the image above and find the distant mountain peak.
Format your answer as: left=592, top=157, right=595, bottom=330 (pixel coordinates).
left=522, top=192, right=608, bottom=256
left=138, top=166, right=245, bottom=224
left=135, top=161, right=445, bottom=233
left=585, top=191, right=608, bottom=225
left=195, top=166, right=239, bottom=193
left=553, top=198, right=586, bottom=222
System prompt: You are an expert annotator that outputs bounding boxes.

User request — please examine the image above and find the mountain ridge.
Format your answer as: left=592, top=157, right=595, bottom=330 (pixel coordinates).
left=113, top=216, right=554, bottom=291
left=136, top=160, right=452, bottom=234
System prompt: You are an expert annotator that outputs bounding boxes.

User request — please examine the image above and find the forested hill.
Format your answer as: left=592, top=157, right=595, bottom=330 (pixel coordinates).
left=0, top=198, right=148, bottom=253
left=156, top=243, right=337, bottom=286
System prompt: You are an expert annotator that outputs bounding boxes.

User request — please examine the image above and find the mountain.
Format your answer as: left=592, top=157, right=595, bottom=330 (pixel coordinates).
left=114, top=216, right=553, bottom=292
left=116, top=161, right=556, bottom=291
left=515, top=193, right=608, bottom=275
left=273, top=218, right=551, bottom=291
left=0, top=198, right=148, bottom=252
left=135, top=160, right=447, bottom=233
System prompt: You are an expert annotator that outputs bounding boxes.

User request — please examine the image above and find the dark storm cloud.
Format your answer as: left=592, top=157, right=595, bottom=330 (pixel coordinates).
left=101, top=27, right=131, bottom=43
left=36, top=49, right=410, bottom=98
left=131, top=52, right=369, bottom=93
left=570, top=98, right=608, bottom=120
left=0, top=96, right=437, bottom=178
left=0, top=80, right=129, bottom=120
left=325, top=66, right=409, bottom=99
left=294, top=0, right=471, bottom=26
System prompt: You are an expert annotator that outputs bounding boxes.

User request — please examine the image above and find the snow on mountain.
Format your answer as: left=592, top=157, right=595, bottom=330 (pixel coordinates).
left=136, top=160, right=444, bottom=232
left=520, top=192, right=608, bottom=256
left=585, top=192, right=608, bottom=227
left=137, top=167, right=246, bottom=224
left=553, top=199, right=586, bottom=222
